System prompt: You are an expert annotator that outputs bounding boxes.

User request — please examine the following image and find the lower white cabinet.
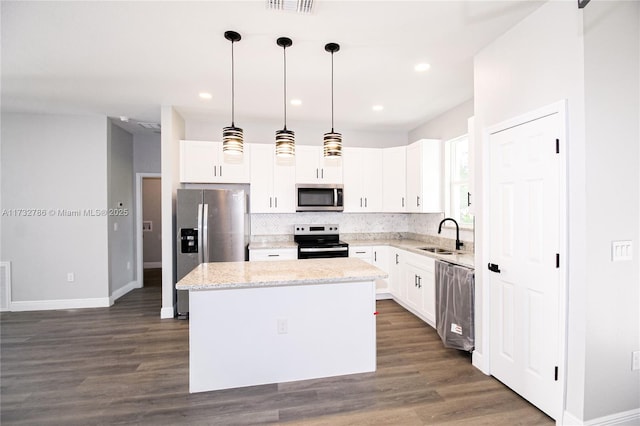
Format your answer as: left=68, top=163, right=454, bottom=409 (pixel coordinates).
left=349, top=245, right=390, bottom=299
left=399, top=252, right=436, bottom=326
left=351, top=245, right=437, bottom=327
left=249, top=247, right=297, bottom=262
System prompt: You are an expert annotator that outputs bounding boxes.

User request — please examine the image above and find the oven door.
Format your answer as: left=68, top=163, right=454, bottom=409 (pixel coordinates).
left=298, top=245, right=349, bottom=259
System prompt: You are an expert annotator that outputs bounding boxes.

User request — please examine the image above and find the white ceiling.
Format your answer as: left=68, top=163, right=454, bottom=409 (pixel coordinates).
left=1, top=1, right=544, bottom=134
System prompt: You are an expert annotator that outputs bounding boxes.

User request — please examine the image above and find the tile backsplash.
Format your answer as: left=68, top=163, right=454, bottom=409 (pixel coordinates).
left=251, top=212, right=474, bottom=247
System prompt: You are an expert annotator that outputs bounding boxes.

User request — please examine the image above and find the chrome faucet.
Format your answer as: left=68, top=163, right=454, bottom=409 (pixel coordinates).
left=438, top=217, right=463, bottom=251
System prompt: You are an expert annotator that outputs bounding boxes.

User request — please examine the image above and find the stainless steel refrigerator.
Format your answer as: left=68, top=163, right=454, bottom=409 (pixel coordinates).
left=176, top=188, right=249, bottom=318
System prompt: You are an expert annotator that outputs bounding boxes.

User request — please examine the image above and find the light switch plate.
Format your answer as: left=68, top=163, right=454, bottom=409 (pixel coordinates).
left=611, top=240, right=632, bottom=261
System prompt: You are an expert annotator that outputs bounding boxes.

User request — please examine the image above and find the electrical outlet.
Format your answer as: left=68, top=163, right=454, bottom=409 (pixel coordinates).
left=113, top=222, right=118, bottom=232
left=67, top=272, right=75, bottom=282
left=277, top=318, right=288, bottom=334
left=632, top=351, right=640, bottom=371
left=126, top=261, right=131, bottom=270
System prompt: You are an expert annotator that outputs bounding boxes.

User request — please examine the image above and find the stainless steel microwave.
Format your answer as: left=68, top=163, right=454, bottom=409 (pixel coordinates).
left=296, top=184, right=344, bottom=212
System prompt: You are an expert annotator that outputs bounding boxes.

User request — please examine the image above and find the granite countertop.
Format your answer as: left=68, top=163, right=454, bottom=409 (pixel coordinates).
left=345, top=239, right=475, bottom=269
left=247, top=237, right=475, bottom=269
left=176, top=257, right=388, bottom=291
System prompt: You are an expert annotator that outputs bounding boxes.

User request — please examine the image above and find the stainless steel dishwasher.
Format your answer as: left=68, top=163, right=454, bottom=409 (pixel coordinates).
left=435, top=260, right=475, bottom=352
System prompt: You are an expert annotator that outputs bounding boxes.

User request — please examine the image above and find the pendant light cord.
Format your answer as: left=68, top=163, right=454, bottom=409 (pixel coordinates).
left=231, top=40, right=235, bottom=127
left=331, top=51, right=334, bottom=132
left=283, top=46, right=287, bottom=130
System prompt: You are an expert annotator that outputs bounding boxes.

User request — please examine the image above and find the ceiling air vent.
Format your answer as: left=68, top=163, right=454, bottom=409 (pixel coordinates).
left=138, top=122, right=161, bottom=130
left=267, top=0, right=314, bottom=14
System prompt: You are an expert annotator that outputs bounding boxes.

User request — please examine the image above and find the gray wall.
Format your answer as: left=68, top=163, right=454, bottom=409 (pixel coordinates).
left=1, top=112, right=110, bottom=302
left=582, top=0, right=639, bottom=420
left=475, top=0, right=639, bottom=422
left=408, top=99, right=473, bottom=143
left=107, top=121, right=135, bottom=295
left=134, top=133, right=161, bottom=173
left=142, top=177, right=162, bottom=264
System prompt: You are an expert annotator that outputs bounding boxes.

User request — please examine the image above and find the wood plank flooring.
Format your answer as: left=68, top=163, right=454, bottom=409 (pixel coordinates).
left=1, top=269, right=553, bottom=425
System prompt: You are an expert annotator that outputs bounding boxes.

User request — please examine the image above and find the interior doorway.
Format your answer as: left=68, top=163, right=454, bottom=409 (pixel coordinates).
left=485, top=101, right=567, bottom=420
left=136, top=173, right=162, bottom=288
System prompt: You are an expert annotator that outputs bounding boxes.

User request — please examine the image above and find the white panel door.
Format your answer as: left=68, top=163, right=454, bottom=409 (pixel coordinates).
left=489, top=112, right=561, bottom=419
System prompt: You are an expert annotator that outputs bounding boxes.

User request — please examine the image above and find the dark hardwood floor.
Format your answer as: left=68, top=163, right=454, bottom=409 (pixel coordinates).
left=1, top=268, right=552, bottom=425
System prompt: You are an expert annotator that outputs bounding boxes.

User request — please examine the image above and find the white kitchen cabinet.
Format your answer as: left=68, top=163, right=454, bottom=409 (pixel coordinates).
left=250, top=143, right=296, bottom=213
left=372, top=246, right=390, bottom=296
left=406, top=139, right=443, bottom=213
left=349, top=245, right=390, bottom=298
left=400, top=252, right=436, bottom=326
left=295, top=145, right=342, bottom=184
left=388, top=247, right=404, bottom=299
left=342, top=148, right=383, bottom=212
left=180, top=140, right=251, bottom=183
left=249, top=247, right=297, bottom=261
left=382, top=145, right=407, bottom=212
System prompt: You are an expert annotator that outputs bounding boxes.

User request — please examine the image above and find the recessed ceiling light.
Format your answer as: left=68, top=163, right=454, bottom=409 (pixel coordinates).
left=372, top=105, right=384, bottom=112
left=414, top=63, right=431, bottom=72
left=290, top=99, right=302, bottom=106
left=119, top=116, right=129, bottom=122
left=199, top=92, right=212, bottom=100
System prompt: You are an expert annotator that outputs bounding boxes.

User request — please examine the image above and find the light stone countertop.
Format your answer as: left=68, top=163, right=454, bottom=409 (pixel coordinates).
left=176, top=257, right=388, bottom=291
left=345, top=238, right=475, bottom=269
left=247, top=237, right=475, bottom=269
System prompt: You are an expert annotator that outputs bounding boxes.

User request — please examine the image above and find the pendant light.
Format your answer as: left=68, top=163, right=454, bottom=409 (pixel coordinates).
left=222, top=30, right=243, bottom=155
left=323, top=42, right=342, bottom=157
left=275, top=37, right=295, bottom=157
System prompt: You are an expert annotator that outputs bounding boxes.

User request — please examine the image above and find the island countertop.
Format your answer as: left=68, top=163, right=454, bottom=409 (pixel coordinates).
left=176, top=257, right=388, bottom=291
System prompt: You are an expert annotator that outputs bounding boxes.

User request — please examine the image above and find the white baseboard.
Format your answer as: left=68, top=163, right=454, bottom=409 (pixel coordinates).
left=160, top=306, right=175, bottom=319
left=109, top=280, right=139, bottom=304
left=472, top=350, right=490, bottom=374
left=144, top=262, right=162, bottom=269
left=375, top=292, right=393, bottom=300
left=562, top=408, right=640, bottom=425
left=10, top=297, right=111, bottom=312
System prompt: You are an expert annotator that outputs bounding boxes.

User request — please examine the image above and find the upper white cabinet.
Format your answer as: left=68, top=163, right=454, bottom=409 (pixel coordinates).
left=249, top=143, right=296, bottom=213
left=180, top=140, right=251, bottom=183
left=382, top=145, right=407, bottom=212
left=295, top=145, right=342, bottom=184
left=342, top=148, right=383, bottom=212
left=406, top=139, right=443, bottom=213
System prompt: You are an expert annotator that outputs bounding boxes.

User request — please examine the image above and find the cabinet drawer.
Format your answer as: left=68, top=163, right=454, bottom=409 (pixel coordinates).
left=249, top=248, right=297, bottom=261
left=349, top=246, right=372, bottom=259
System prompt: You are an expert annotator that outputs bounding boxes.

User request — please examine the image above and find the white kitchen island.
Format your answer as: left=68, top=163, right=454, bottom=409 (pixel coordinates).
left=176, top=257, right=387, bottom=393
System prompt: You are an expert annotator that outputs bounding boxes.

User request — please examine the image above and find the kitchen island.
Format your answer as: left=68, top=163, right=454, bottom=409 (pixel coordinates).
left=176, top=257, right=387, bottom=393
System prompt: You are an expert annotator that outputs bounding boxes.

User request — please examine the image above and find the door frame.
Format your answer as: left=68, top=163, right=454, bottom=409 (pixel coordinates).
left=136, top=172, right=162, bottom=288
left=481, top=100, right=569, bottom=418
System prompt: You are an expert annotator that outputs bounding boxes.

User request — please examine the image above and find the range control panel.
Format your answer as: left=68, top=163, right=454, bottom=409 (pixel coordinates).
left=294, top=224, right=339, bottom=236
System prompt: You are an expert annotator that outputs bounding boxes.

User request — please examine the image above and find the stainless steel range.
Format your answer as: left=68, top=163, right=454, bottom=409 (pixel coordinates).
left=294, top=224, right=349, bottom=259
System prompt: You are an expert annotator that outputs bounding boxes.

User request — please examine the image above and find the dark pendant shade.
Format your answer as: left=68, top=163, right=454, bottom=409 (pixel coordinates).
left=223, top=125, right=244, bottom=155
left=323, top=131, right=342, bottom=157
left=275, top=129, right=295, bottom=157
left=223, top=30, right=243, bottom=155
left=324, top=42, right=342, bottom=157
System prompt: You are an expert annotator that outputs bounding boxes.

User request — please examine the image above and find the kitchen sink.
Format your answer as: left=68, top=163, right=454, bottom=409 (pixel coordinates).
left=418, top=247, right=454, bottom=255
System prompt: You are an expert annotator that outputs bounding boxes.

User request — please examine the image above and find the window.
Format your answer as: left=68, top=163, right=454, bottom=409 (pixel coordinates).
left=444, top=135, right=473, bottom=228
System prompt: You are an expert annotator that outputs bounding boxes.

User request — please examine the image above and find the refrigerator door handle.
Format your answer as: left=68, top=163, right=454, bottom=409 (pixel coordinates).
left=202, top=203, right=209, bottom=263
left=197, top=203, right=204, bottom=264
